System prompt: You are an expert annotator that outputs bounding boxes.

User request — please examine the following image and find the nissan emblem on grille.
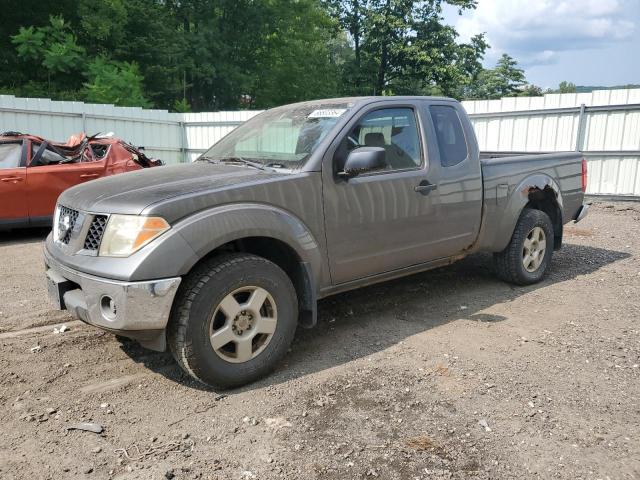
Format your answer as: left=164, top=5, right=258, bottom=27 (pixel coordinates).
left=57, top=206, right=79, bottom=244
left=58, top=215, right=71, bottom=240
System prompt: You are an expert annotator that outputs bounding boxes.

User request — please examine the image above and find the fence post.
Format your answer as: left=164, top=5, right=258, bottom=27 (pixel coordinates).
left=575, top=103, right=587, bottom=152
left=179, top=120, right=187, bottom=163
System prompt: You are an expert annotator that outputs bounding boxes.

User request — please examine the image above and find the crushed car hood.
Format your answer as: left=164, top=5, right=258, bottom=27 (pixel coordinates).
left=59, top=162, right=288, bottom=220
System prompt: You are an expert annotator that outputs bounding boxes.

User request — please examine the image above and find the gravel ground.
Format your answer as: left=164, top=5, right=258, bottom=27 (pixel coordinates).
left=0, top=201, right=639, bottom=480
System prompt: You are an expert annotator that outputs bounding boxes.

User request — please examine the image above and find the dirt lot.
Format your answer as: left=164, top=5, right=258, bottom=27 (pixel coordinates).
left=1, top=202, right=639, bottom=480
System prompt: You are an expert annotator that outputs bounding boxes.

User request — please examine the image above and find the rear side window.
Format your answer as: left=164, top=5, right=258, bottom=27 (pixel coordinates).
left=0, top=143, right=22, bottom=169
left=429, top=105, right=468, bottom=167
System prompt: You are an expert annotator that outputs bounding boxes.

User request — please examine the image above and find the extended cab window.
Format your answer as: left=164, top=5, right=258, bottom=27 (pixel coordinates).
left=338, top=108, right=421, bottom=171
left=0, top=143, right=22, bottom=169
left=429, top=105, right=468, bottom=167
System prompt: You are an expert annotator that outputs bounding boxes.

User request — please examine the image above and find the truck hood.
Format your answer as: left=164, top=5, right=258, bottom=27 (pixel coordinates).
left=59, top=162, right=288, bottom=217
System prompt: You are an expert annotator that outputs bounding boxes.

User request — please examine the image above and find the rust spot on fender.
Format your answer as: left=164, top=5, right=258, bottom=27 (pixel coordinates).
left=526, top=185, right=557, bottom=201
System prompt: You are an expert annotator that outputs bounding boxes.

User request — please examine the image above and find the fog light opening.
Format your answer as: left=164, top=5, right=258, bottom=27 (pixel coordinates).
left=100, top=295, right=117, bottom=320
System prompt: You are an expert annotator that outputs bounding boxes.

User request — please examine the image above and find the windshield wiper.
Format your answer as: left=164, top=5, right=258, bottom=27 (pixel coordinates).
left=264, top=162, right=288, bottom=169
left=200, top=155, right=265, bottom=170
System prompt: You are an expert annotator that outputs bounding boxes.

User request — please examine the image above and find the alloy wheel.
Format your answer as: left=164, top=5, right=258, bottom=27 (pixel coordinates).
left=209, top=286, right=278, bottom=363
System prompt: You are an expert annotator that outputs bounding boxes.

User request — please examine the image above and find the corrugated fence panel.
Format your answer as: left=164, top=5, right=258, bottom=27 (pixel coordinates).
left=622, top=110, right=640, bottom=149
left=1, top=90, right=639, bottom=197
left=0, top=96, right=82, bottom=137
left=0, top=95, right=184, bottom=164
left=463, top=88, right=640, bottom=197
left=588, top=156, right=640, bottom=196
left=468, top=113, right=579, bottom=152
left=182, top=110, right=261, bottom=162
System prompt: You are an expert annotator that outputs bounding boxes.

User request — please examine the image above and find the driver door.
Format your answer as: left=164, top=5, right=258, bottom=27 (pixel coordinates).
left=0, top=141, right=28, bottom=228
left=321, top=103, right=445, bottom=284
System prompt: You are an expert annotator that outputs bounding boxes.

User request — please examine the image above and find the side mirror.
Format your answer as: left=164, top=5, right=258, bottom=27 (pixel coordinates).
left=339, top=147, right=386, bottom=178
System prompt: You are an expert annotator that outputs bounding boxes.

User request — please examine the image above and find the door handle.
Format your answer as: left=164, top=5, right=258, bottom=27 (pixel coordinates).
left=414, top=181, right=437, bottom=195
left=1, top=176, right=24, bottom=182
left=79, top=173, right=99, bottom=179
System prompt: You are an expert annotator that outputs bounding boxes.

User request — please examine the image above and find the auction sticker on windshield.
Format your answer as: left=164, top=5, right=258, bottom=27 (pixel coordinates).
left=308, top=109, right=347, bottom=118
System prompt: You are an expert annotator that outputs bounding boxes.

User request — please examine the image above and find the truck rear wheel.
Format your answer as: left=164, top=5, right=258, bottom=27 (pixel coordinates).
left=167, top=253, right=298, bottom=389
left=493, top=208, right=554, bottom=285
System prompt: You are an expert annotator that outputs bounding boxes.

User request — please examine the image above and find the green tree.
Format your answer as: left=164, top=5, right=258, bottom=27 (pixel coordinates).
left=249, top=0, right=340, bottom=107
left=0, top=0, right=532, bottom=109
left=557, top=81, right=577, bottom=93
left=467, top=54, right=526, bottom=99
left=517, top=84, right=543, bottom=97
left=11, top=26, right=45, bottom=61
left=325, top=0, right=484, bottom=97
left=11, top=15, right=86, bottom=97
left=176, top=0, right=340, bottom=110
left=494, top=54, right=525, bottom=92
left=324, top=0, right=368, bottom=92
left=0, top=0, right=79, bottom=96
left=107, top=0, right=188, bottom=109
left=173, top=98, right=192, bottom=113
left=78, top=0, right=127, bottom=44
left=83, top=57, right=150, bottom=107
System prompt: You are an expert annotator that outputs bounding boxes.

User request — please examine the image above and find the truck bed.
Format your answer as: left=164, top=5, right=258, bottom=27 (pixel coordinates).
left=477, top=151, right=585, bottom=252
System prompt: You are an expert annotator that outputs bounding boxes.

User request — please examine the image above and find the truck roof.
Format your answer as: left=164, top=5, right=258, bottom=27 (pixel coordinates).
left=274, top=96, right=458, bottom=110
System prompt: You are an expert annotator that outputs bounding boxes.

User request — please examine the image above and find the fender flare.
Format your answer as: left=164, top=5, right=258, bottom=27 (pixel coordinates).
left=123, top=203, right=324, bottom=328
left=171, top=202, right=324, bottom=277
left=494, top=173, right=564, bottom=252
left=127, top=202, right=327, bottom=325
left=128, top=203, right=325, bottom=284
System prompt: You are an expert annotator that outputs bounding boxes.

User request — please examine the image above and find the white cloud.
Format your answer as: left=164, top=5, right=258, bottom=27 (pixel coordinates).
left=454, top=0, right=637, bottom=67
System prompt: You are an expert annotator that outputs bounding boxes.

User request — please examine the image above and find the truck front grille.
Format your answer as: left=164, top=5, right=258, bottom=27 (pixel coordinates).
left=57, top=206, right=79, bottom=245
left=84, top=215, right=108, bottom=251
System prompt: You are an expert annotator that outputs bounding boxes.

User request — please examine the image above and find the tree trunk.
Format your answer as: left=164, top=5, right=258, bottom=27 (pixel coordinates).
left=353, top=0, right=361, bottom=69
left=376, top=43, right=387, bottom=95
left=376, top=0, right=392, bottom=95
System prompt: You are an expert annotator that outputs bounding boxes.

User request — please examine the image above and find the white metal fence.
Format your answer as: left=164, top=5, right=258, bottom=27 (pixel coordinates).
left=462, top=89, right=640, bottom=197
left=0, top=95, right=184, bottom=163
left=182, top=111, right=259, bottom=162
left=1, top=89, right=639, bottom=197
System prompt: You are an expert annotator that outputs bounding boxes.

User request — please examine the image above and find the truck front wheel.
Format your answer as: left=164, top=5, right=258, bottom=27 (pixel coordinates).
left=493, top=208, right=554, bottom=285
left=167, top=253, right=298, bottom=389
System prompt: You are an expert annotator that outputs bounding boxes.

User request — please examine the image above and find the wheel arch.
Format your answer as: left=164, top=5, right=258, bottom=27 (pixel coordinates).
left=493, top=173, right=564, bottom=252
left=523, top=185, right=563, bottom=250
left=172, top=204, right=324, bottom=328
left=195, top=236, right=317, bottom=328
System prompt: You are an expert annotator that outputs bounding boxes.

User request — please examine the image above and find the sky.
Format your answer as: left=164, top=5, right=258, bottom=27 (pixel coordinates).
left=442, top=0, right=640, bottom=89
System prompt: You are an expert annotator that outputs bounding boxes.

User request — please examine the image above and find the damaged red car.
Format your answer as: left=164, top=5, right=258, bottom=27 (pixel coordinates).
left=0, top=132, right=162, bottom=230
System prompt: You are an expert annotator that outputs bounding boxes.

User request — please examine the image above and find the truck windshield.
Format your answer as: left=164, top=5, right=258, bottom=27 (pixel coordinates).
left=199, top=103, right=351, bottom=169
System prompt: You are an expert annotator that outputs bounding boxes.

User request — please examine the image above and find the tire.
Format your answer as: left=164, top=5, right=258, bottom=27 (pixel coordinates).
left=167, top=253, right=298, bottom=389
left=493, top=208, right=554, bottom=285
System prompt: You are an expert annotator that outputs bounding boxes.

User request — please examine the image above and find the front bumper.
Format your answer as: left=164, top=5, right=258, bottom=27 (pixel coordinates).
left=44, top=246, right=181, bottom=351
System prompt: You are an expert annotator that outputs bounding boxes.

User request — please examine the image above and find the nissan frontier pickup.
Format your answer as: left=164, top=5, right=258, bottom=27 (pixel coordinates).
left=44, top=97, right=589, bottom=388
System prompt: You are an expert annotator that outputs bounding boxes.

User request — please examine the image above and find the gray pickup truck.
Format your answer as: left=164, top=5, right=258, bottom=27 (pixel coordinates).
left=44, top=96, right=588, bottom=388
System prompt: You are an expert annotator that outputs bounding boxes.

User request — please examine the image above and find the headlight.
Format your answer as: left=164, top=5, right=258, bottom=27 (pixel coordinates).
left=52, top=205, right=61, bottom=241
left=98, top=215, right=170, bottom=257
